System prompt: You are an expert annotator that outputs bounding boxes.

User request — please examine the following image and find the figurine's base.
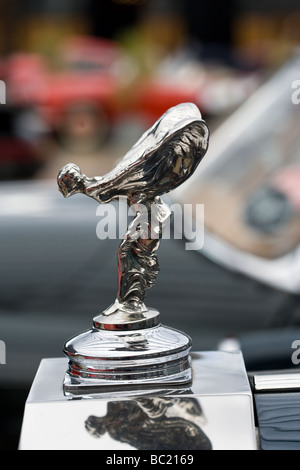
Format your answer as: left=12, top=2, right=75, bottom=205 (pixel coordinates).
left=63, top=366, right=192, bottom=396
left=63, top=324, right=192, bottom=394
left=19, top=352, right=257, bottom=450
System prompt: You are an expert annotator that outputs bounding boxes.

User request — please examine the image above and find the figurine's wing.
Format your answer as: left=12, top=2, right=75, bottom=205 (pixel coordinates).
left=100, top=102, right=208, bottom=185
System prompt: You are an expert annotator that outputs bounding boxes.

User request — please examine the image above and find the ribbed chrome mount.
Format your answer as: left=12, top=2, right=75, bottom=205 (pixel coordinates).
left=63, top=307, right=192, bottom=396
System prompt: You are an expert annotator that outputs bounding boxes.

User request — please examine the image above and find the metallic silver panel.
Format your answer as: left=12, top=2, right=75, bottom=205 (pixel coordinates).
left=254, top=372, right=300, bottom=391
left=19, top=352, right=257, bottom=450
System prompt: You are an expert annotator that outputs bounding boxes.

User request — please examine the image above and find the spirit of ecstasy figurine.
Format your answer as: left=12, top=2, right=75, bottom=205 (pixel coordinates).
left=57, top=102, right=209, bottom=395
left=20, top=103, right=256, bottom=451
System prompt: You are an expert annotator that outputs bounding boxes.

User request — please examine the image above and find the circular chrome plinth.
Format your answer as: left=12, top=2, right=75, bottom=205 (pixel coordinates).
left=63, top=324, right=192, bottom=395
left=93, top=307, right=160, bottom=331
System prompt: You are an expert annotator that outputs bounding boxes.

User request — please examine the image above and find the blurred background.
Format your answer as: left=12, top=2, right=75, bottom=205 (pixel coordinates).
left=1, top=0, right=300, bottom=450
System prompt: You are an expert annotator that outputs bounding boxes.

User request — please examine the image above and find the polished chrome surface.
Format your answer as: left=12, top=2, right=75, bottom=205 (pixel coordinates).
left=93, top=304, right=160, bottom=331
left=57, top=103, right=209, bottom=390
left=19, top=353, right=257, bottom=450
left=254, top=372, right=300, bottom=391
left=63, top=325, right=192, bottom=394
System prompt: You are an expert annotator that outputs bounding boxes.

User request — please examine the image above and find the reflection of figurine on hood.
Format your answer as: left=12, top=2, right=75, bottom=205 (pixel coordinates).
left=85, top=397, right=212, bottom=450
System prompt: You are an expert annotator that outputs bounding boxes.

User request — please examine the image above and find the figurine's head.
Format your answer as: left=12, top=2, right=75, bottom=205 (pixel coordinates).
left=57, top=163, right=84, bottom=198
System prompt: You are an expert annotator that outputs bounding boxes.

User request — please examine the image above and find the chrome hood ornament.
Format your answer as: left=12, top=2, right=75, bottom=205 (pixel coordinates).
left=19, top=106, right=257, bottom=450
left=57, top=102, right=209, bottom=395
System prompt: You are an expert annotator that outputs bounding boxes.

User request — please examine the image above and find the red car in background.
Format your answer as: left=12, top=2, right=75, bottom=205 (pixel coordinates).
left=6, top=38, right=126, bottom=147
left=5, top=36, right=258, bottom=150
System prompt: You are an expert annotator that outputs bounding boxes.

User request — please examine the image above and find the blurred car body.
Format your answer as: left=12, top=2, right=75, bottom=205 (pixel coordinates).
left=175, top=51, right=300, bottom=294
left=0, top=106, right=42, bottom=180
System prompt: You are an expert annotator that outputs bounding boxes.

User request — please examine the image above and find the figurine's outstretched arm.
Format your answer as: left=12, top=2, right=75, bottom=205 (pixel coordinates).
left=57, top=163, right=105, bottom=201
